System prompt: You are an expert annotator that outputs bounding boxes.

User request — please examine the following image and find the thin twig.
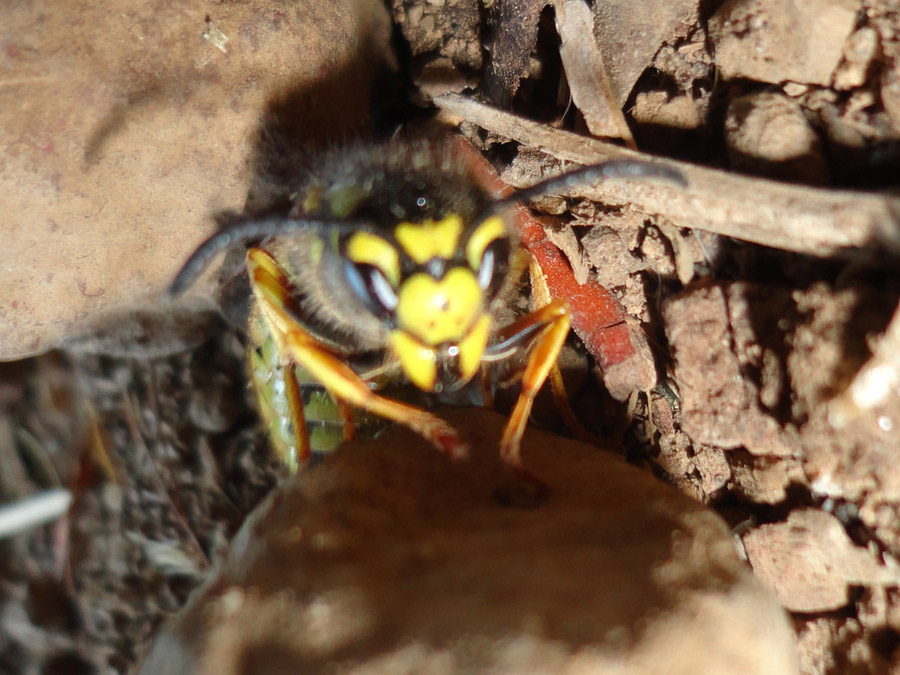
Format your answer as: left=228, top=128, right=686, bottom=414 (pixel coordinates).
left=436, top=93, right=900, bottom=258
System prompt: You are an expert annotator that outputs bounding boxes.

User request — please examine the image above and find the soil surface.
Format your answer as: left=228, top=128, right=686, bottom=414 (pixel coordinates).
left=2, top=0, right=900, bottom=673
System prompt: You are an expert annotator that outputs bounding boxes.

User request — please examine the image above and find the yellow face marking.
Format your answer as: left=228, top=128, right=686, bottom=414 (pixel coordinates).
left=396, top=268, right=483, bottom=345
left=457, top=314, right=491, bottom=383
left=395, top=214, right=463, bottom=265
left=389, top=330, right=438, bottom=391
left=466, top=216, right=506, bottom=270
left=345, top=232, right=400, bottom=287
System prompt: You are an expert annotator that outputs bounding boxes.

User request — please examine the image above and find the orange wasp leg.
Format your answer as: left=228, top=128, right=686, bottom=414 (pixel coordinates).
left=529, top=258, right=601, bottom=444
left=495, top=299, right=571, bottom=468
left=247, top=247, right=469, bottom=461
left=336, top=398, right=357, bottom=442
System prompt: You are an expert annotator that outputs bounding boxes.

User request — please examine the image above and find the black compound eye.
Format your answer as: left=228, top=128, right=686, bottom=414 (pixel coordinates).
left=343, top=260, right=398, bottom=319
left=477, top=238, right=510, bottom=298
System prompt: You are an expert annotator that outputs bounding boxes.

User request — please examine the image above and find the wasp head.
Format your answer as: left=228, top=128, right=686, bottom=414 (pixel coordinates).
left=340, top=212, right=511, bottom=392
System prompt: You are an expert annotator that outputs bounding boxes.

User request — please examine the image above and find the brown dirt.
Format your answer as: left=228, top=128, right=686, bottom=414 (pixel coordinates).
left=3, top=0, right=900, bottom=673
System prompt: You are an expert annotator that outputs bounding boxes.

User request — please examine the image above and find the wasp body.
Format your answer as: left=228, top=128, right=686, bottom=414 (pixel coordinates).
left=171, top=137, right=685, bottom=472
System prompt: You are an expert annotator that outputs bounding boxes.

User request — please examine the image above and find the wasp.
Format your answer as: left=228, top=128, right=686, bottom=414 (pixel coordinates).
left=170, top=137, right=684, bottom=473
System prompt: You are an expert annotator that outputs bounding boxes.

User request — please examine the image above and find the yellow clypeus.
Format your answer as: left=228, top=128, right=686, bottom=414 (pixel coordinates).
left=395, top=268, right=483, bottom=345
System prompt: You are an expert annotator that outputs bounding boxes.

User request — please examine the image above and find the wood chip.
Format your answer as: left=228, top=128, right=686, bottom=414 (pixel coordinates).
left=553, top=0, right=634, bottom=144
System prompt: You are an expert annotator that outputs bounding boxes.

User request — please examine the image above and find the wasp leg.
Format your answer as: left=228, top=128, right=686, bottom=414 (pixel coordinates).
left=283, top=363, right=312, bottom=467
left=336, top=398, right=357, bottom=442
left=529, top=258, right=601, bottom=444
left=248, top=248, right=469, bottom=461
left=496, top=300, right=571, bottom=468
left=545, top=364, right=599, bottom=444
left=248, top=331, right=312, bottom=470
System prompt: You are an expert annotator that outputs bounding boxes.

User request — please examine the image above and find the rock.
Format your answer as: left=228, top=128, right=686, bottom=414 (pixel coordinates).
left=582, top=225, right=644, bottom=289
left=724, top=91, right=829, bottom=185
left=0, top=0, right=393, bottom=360
left=593, top=0, right=699, bottom=105
left=632, top=91, right=705, bottom=131
left=787, top=285, right=900, bottom=553
left=393, top=0, right=482, bottom=70
left=139, top=408, right=798, bottom=675
left=833, top=27, right=880, bottom=91
left=883, top=59, right=900, bottom=133
left=663, top=284, right=796, bottom=457
left=742, top=509, right=900, bottom=613
left=709, top=0, right=858, bottom=86
left=729, top=452, right=805, bottom=505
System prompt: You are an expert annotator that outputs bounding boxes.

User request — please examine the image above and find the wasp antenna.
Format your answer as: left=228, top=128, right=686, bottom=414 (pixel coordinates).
left=496, top=159, right=688, bottom=208
left=168, top=217, right=367, bottom=296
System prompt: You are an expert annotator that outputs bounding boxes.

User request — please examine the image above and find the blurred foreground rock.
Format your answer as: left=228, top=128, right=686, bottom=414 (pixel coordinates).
left=140, top=409, right=798, bottom=675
